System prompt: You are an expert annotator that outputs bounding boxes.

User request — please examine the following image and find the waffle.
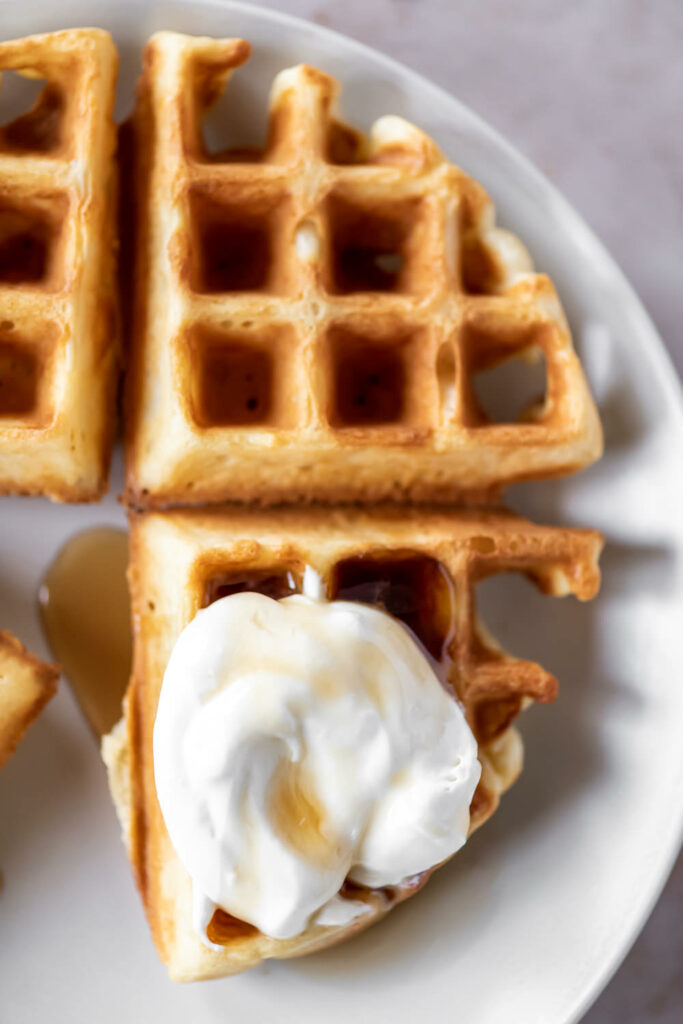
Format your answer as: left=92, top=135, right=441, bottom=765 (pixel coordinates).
left=0, top=630, right=58, bottom=770
left=0, top=28, right=118, bottom=501
left=102, top=505, right=602, bottom=980
left=123, top=31, right=602, bottom=508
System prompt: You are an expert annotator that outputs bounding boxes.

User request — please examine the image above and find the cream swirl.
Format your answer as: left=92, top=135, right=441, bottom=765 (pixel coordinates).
left=153, top=582, right=480, bottom=942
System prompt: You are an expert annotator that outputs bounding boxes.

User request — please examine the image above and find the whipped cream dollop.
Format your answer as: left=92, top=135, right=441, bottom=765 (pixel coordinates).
left=153, top=573, right=481, bottom=943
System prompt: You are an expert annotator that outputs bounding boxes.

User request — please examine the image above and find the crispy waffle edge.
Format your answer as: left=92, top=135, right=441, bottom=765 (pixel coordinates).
left=0, top=630, right=58, bottom=770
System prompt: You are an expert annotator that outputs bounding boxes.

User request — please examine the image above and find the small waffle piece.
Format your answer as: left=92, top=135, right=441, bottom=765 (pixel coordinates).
left=0, top=29, right=118, bottom=500
left=124, top=31, right=602, bottom=508
left=103, top=506, right=602, bottom=980
left=0, top=630, right=58, bottom=770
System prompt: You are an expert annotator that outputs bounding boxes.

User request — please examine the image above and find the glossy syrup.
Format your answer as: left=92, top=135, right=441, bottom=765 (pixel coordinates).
left=331, top=553, right=456, bottom=666
left=203, top=569, right=298, bottom=607
left=39, top=527, right=131, bottom=739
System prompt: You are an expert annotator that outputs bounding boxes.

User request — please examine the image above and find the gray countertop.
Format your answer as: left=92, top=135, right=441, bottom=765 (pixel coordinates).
left=254, top=1, right=682, bottom=1020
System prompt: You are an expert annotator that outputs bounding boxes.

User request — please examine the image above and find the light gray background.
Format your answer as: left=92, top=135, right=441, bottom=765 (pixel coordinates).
left=250, top=1, right=683, bottom=1021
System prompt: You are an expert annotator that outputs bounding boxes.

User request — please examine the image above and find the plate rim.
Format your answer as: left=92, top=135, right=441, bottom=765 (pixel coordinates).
left=1, top=0, right=682, bottom=1019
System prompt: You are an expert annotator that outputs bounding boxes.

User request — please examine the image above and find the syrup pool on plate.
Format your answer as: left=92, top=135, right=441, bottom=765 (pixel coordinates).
left=39, top=527, right=131, bottom=738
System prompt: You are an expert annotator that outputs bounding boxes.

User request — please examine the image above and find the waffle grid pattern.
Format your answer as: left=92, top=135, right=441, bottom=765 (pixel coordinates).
left=125, top=32, right=601, bottom=505
left=115, top=507, right=602, bottom=979
left=129, top=508, right=602, bottom=838
left=185, top=515, right=600, bottom=758
left=0, top=29, right=118, bottom=499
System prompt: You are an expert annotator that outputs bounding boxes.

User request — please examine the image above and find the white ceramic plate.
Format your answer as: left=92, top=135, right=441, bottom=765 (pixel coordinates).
left=1, top=2, right=682, bottom=1022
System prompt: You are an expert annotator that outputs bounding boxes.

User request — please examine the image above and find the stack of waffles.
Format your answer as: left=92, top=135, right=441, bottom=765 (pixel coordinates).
left=0, top=29, right=603, bottom=979
left=0, top=28, right=118, bottom=764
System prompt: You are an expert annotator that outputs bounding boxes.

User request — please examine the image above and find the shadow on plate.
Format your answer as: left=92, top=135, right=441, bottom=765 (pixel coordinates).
left=0, top=700, right=88, bottom=866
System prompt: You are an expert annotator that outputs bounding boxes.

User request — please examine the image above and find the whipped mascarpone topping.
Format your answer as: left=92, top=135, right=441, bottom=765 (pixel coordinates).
left=153, top=573, right=480, bottom=943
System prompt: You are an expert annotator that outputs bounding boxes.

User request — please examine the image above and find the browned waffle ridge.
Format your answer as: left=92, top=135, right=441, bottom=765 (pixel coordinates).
left=0, top=630, right=58, bottom=769
left=103, top=505, right=602, bottom=981
left=0, top=29, right=119, bottom=500
left=123, top=31, right=602, bottom=508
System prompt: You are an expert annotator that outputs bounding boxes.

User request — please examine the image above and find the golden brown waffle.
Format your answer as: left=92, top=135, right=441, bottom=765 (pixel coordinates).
left=0, top=630, right=58, bottom=770
left=0, top=29, right=118, bottom=501
left=123, top=31, right=602, bottom=509
left=103, top=505, right=602, bottom=980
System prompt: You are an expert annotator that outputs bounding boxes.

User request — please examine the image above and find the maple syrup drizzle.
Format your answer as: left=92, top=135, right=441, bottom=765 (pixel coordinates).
left=331, top=553, right=456, bottom=680
left=38, top=527, right=131, bottom=739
